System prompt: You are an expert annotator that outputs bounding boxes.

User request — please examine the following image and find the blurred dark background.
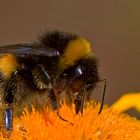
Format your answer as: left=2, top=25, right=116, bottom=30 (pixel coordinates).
left=0, top=0, right=139, bottom=118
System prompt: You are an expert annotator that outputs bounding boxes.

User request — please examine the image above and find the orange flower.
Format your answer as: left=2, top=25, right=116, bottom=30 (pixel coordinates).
left=0, top=99, right=140, bottom=140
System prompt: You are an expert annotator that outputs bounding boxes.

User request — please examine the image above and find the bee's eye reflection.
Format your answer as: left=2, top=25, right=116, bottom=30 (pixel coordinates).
left=75, top=66, right=83, bottom=77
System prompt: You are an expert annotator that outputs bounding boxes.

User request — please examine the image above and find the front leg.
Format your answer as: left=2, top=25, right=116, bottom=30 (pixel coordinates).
left=49, top=89, right=73, bottom=125
left=48, top=88, right=60, bottom=110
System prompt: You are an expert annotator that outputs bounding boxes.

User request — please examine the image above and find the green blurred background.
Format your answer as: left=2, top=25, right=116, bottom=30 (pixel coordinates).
left=0, top=0, right=139, bottom=118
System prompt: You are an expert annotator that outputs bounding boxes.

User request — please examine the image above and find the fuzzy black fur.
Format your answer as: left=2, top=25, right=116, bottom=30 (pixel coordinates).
left=0, top=31, right=99, bottom=126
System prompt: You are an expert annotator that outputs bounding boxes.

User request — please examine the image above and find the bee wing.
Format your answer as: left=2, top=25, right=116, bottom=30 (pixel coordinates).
left=0, top=43, right=60, bottom=57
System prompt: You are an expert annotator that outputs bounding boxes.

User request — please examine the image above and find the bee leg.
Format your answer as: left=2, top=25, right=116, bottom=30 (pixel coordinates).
left=4, top=108, right=13, bottom=137
left=49, top=89, right=73, bottom=125
left=74, top=86, right=87, bottom=114
left=48, top=88, right=60, bottom=110
left=74, top=96, right=81, bottom=114
left=3, top=72, right=17, bottom=132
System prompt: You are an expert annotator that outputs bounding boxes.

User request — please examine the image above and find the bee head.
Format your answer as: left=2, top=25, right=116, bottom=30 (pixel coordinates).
left=58, top=57, right=99, bottom=93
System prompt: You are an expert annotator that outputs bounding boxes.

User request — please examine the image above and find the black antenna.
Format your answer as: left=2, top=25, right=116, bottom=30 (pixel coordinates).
left=98, top=79, right=107, bottom=114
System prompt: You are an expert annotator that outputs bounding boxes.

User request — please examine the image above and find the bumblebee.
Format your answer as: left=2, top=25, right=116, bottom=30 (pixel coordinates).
left=0, top=31, right=105, bottom=131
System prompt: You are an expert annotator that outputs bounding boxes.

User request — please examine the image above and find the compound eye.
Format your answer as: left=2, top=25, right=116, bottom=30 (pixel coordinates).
left=75, top=66, right=83, bottom=77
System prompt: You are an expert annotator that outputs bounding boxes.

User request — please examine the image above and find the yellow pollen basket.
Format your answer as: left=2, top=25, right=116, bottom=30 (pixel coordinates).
left=0, top=54, right=19, bottom=78
left=59, top=38, right=92, bottom=70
